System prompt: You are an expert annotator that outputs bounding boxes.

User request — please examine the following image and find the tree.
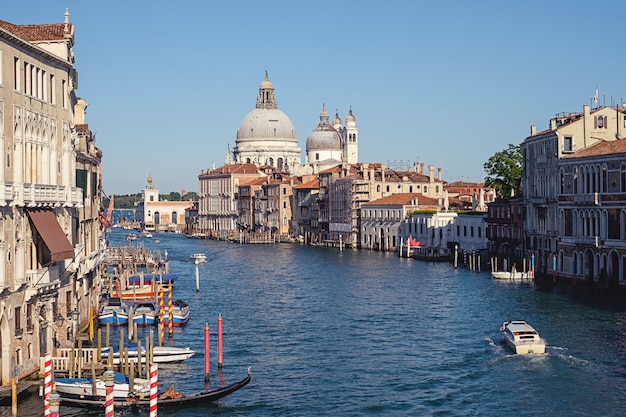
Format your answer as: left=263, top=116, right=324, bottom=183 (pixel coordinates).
left=483, top=143, right=522, bottom=198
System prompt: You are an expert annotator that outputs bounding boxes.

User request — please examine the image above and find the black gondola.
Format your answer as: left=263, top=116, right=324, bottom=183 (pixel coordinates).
left=57, top=368, right=251, bottom=410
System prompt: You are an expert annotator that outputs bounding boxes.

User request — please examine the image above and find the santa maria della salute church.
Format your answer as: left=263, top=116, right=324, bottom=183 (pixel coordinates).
left=231, top=71, right=359, bottom=174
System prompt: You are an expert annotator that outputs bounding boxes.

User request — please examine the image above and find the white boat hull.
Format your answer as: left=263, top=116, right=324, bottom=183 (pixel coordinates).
left=55, top=377, right=149, bottom=399
left=492, top=271, right=530, bottom=280
left=101, top=346, right=195, bottom=364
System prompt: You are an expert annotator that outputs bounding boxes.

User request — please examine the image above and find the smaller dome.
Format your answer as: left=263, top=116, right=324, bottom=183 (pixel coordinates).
left=306, top=104, right=342, bottom=151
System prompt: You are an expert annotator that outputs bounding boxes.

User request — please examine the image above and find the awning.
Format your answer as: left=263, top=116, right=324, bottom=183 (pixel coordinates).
left=26, top=209, right=74, bottom=262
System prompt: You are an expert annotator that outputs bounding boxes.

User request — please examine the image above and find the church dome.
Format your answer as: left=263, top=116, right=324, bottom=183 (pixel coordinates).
left=306, top=105, right=342, bottom=151
left=237, top=108, right=297, bottom=143
left=236, top=71, right=298, bottom=143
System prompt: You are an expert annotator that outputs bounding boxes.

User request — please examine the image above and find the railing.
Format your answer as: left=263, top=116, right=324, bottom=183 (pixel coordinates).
left=1, top=182, right=84, bottom=207
left=573, top=193, right=599, bottom=205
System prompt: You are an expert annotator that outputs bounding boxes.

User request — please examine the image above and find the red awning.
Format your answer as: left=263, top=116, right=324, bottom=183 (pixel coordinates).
left=26, top=209, right=74, bottom=262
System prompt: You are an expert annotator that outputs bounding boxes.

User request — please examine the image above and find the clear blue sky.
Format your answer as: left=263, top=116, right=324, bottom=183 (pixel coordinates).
left=4, top=1, right=624, bottom=195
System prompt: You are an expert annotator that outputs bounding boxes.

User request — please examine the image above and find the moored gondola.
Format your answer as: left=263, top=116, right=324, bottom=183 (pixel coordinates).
left=57, top=368, right=251, bottom=410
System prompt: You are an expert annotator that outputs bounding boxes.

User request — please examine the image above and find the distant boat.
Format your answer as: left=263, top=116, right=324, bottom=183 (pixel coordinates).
left=492, top=265, right=530, bottom=281
left=126, top=233, right=137, bottom=241
left=190, top=253, right=207, bottom=263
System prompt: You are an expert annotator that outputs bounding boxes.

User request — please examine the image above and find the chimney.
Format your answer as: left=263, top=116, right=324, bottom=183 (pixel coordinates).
left=530, top=125, right=536, bottom=136
left=428, top=165, right=435, bottom=182
left=438, top=167, right=442, bottom=180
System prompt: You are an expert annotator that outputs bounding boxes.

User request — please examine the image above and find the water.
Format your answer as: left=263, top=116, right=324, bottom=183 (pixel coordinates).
left=5, top=227, right=626, bottom=416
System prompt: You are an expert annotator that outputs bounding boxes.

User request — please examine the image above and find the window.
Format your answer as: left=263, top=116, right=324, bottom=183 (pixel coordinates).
left=563, top=136, right=573, bottom=153
left=315, top=153, right=319, bottom=161
left=62, top=79, right=67, bottom=108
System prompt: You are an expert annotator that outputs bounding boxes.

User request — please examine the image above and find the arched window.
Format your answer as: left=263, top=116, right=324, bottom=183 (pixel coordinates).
left=171, top=212, right=177, bottom=224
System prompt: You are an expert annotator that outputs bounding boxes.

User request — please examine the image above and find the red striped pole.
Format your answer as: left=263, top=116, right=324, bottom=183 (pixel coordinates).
left=149, top=363, right=158, bottom=417
left=204, top=323, right=210, bottom=382
left=218, top=314, right=223, bottom=369
left=43, top=353, right=52, bottom=417
left=104, top=370, right=115, bottom=417
left=168, top=281, right=173, bottom=338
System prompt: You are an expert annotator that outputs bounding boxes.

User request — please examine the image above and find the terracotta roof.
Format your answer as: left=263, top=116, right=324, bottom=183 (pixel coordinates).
left=364, top=193, right=438, bottom=206
left=293, top=179, right=319, bottom=189
left=563, top=139, right=626, bottom=158
left=238, top=177, right=266, bottom=186
left=0, top=20, right=71, bottom=42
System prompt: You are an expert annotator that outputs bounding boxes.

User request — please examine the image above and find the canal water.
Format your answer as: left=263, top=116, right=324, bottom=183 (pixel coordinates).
left=5, top=226, right=626, bottom=416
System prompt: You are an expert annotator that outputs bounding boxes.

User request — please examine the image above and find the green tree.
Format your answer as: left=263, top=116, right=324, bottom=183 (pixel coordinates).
left=483, top=143, right=523, bottom=198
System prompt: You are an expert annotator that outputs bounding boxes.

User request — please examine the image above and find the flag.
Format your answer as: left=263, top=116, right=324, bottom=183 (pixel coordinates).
left=594, top=88, right=599, bottom=106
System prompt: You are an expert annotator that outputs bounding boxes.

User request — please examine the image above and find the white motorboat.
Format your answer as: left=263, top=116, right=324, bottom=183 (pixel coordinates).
left=101, top=344, right=195, bottom=364
left=54, top=372, right=149, bottom=399
left=190, top=253, right=207, bottom=263
left=501, top=320, right=546, bottom=354
left=492, top=265, right=530, bottom=281
left=491, top=270, right=531, bottom=280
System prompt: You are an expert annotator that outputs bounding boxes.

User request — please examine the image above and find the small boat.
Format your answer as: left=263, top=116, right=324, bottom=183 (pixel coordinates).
left=190, top=253, right=207, bottom=263
left=500, top=320, right=546, bottom=354
left=99, top=299, right=129, bottom=326
left=55, top=372, right=149, bottom=399
left=140, top=230, right=153, bottom=238
left=126, top=233, right=138, bottom=241
left=57, top=369, right=251, bottom=410
left=101, top=344, right=195, bottom=364
left=114, top=282, right=157, bottom=301
left=492, top=265, right=530, bottom=281
left=131, top=302, right=157, bottom=326
left=161, top=300, right=190, bottom=326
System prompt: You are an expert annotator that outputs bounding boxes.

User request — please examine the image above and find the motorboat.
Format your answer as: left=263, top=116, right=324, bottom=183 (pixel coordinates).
left=492, top=265, right=531, bottom=281
left=161, top=300, right=190, bottom=326
left=127, top=273, right=178, bottom=287
left=491, top=270, right=531, bottom=280
left=54, top=371, right=150, bottom=399
left=126, top=233, right=137, bottom=241
left=98, top=299, right=129, bottom=326
left=501, top=320, right=546, bottom=354
left=190, top=253, right=207, bottom=263
left=131, top=302, right=157, bottom=326
left=101, top=344, right=195, bottom=364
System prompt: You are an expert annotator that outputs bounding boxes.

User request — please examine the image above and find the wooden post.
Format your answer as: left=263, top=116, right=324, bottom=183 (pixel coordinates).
left=97, top=328, right=102, bottom=361
left=91, top=362, right=97, bottom=396
left=77, top=339, right=83, bottom=378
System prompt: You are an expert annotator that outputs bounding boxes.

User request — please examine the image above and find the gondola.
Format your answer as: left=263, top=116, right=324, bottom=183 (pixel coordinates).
left=57, top=368, right=251, bottom=410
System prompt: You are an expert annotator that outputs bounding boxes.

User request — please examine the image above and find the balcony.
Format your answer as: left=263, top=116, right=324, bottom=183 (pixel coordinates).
left=0, top=182, right=83, bottom=208
left=15, top=328, right=23, bottom=338
left=573, top=193, right=599, bottom=205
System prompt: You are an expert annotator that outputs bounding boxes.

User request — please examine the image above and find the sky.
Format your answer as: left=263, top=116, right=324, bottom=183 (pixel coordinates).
left=3, top=1, right=625, bottom=195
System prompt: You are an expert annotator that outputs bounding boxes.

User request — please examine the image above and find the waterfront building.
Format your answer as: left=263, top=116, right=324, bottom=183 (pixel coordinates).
left=486, top=196, right=525, bottom=271
left=291, top=176, right=319, bottom=243
left=236, top=176, right=267, bottom=235
left=361, top=193, right=438, bottom=251
left=318, top=161, right=446, bottom=247
left=134, top=176, right=192, bottom=232
left=0, top=10, right=104, bottom=385
left=523, top=104, right=626, bottom=276
left=265, top=177, right=295, bottom=240
left=558, top=138, right=626, bottom=287
left=198, top=163, right=266, bottom=238
left=403, top=211, right=457, bottom=259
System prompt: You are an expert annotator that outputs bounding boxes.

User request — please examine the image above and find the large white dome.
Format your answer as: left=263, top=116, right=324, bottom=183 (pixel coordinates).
left=237, top=108, right=297, bottom=143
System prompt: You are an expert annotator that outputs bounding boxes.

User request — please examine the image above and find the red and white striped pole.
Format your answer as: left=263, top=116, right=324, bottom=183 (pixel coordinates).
left=149, top=363, right=158, bottom=417
left=104, top=370, right=115, bottom=417
left=43, top=353, right=52, bottom=417
left=204, top=323, right=210, bottom=382
left=217, top=314, right=223, bottom=369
